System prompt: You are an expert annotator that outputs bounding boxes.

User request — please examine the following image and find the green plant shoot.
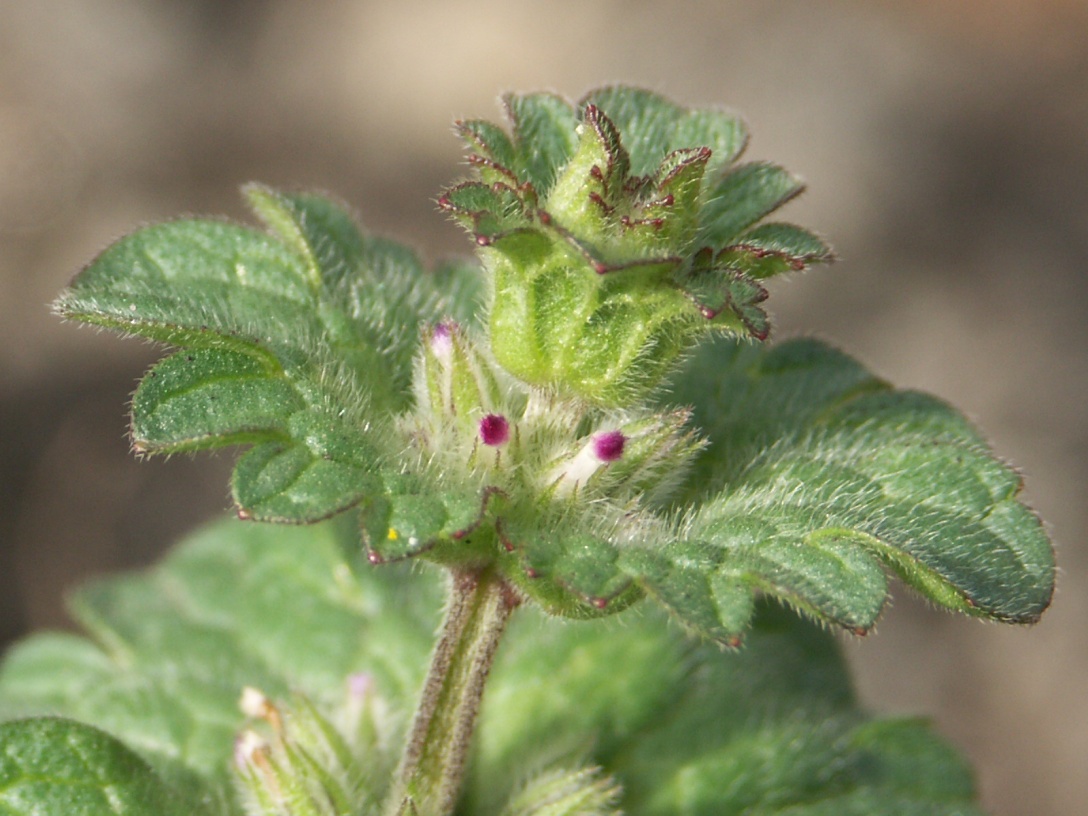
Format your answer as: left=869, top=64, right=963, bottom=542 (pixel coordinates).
left=0, top=86, right=1053, bottom=816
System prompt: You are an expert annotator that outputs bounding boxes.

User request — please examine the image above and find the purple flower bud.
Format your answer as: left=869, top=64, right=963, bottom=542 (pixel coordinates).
left=430, top=321, right=455, bottom=359
left=348, top=673, right=373, bottom=700
left=593, top=430, right=626, bottom=462
left=479, top=413, right=510, bottom=446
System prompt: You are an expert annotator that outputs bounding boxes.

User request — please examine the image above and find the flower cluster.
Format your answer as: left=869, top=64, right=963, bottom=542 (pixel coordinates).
left=233, top=677, right=394, bottom=816
left=439, top=86, right=831, bottom=406
left=405, top=318, right=702, bottom=506
left=376, top=87, right=830, bottom=617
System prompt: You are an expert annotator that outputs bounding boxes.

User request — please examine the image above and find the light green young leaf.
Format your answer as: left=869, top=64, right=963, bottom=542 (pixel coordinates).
left=497, top=513, right=637, bottom=615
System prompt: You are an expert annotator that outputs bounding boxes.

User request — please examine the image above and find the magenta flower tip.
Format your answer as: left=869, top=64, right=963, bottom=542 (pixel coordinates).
left=479, top=413, right=510, bottom=446
left=593, top=430, right=626, bottom=462
left=430, top=321, right=455, bottom=355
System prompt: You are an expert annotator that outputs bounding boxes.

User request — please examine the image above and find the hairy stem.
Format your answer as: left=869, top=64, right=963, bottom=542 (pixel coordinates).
left=388, top=568, right=519, bottom=816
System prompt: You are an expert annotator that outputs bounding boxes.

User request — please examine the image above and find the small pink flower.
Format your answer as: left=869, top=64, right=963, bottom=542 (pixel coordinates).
left=479, top=414, right=510, bottom=446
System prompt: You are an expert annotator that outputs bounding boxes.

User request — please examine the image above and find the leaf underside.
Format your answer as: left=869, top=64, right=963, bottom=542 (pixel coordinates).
left=0, top=518, right=984, bottom=816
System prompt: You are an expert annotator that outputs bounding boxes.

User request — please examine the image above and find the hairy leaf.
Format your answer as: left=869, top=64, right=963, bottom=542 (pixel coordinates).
left=0, top=718, right=193, bottom=816
left=502, top=93, right=580, bottom=191
left=698, top=162, right=806, bottom=248
left=0, top=519, right=984, bottom=815
left=580, top=87, right=747, bottom=179
left=54, top=188, right=478, bottom=522
left=632, top=336, right=1055, bottom=642
left=737, top=222, right=834, bottom=264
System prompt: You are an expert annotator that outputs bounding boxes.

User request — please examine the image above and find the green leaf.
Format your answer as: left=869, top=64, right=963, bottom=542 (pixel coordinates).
left=617, top=543, right=753, bottom=645
left=440, top=182, right=532, bottom=240
left=362, top=476, right=486, bottom=564
left=244, top=186, right=462, bottom=406
left=498, top=766, right=621, bottom=816
left=132, top=347, right=382, bottom=522
left=499, top=514, right=636, bottom=614
left=670, top=107, right=748, bottom=178
left=0, top=518, right=440, bottom=812
left=55, top=187, right=481, bottom=523
left=666, top=337, right=884, bottom=498
left=642, top=336, right=1055, bottom=642
left=470, top=599, right=981, bottom=816
left=0, top=519, right=984, bottom=815
left=456, top=119, right=519, bottom=177
left=244, top=185, right=365, bottom=292
left=231, top=436, right=379, bottom=524
left=581, top=87, right=684, bottom=179
left=0, top=718, right=193, bottom=816
left=502, top=93, right=580, bottom=191
left=697, top=162, right=806, bottom=248
left=580, top=87, right=747, bottom=180
left=738, top=222, right=834, bottom=264
left=55, top=219, right=320, bottom=349
left=132, top=348, right=301, bottom=453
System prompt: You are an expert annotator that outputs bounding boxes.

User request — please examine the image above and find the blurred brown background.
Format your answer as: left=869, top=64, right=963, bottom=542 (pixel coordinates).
left=1, top=2, right=1085, bottom=813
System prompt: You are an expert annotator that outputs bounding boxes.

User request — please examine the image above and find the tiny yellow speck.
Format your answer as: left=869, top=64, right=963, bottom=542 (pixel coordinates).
left=387, top=528, right=399, bottom=541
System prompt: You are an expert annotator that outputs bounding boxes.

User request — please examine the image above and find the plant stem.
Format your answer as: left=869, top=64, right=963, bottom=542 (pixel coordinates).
left=388, top=568, right=519, bottom=816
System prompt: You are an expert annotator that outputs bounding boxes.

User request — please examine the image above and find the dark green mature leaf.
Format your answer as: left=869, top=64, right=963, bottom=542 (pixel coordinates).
left=698, top=162, right=806, bottom=248
left=0, top=718, right=193, bottom=816
left=632, top=337, right=1055, bottom=643
left=470, top=599, right=982, bottom=816
left=230, top=433, right=380, bottom=523
left=738, top=222, right=834, bottom=264
left=361, top=476, right=487, bottom=564
left=0, top=520, right=984, bottom=816
left=502, top=93, right=580, bottom=191
left=581, top=87, right=747, bottom=179
left=0, top=518, right=440, bottom=814
left=132, top=348, right=302, bottom=452
left=498, top=512, right=636, bottom=614
left=55, top=188, right=479, bottom=523
left=56, top=219, right=320, bottom=350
